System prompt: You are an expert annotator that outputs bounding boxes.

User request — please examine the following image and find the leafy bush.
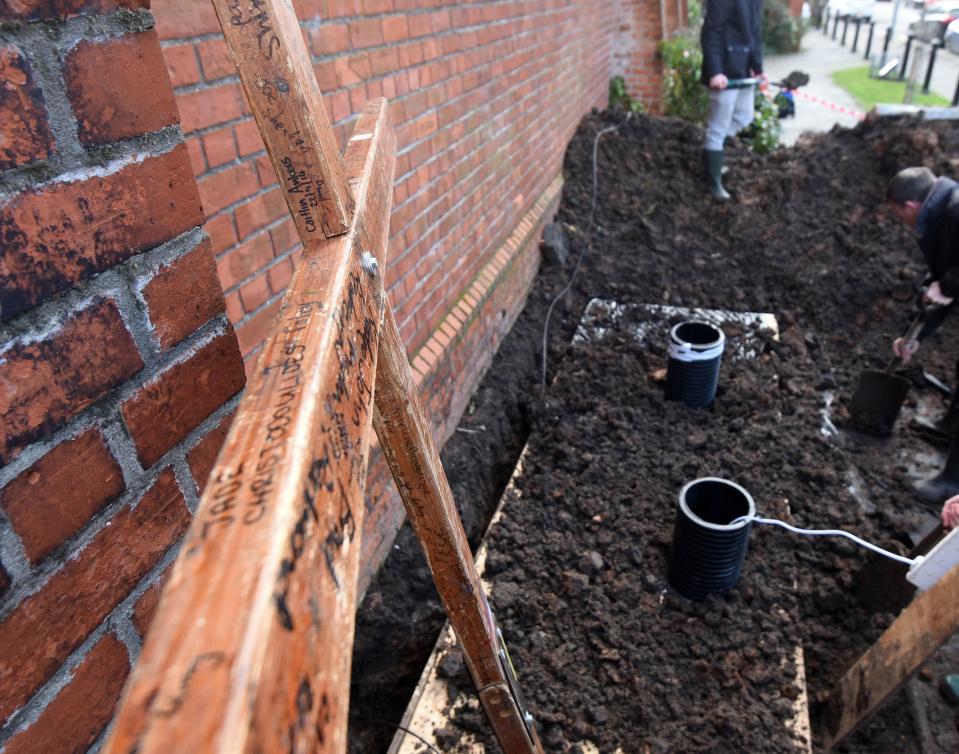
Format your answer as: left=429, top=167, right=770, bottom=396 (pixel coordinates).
left=659, top=34, right=709, bottom=125
left=763, top=0, right=806, bottom=53
left=737, top=87, right=781, bottom=154
left=608, top=76, right=645, bottom=113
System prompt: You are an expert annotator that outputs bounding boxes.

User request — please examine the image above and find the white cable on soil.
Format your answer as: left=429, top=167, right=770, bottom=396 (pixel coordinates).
left=540, top=113, right=633, bottom=389
left=732, top=515, right=917, bottom=566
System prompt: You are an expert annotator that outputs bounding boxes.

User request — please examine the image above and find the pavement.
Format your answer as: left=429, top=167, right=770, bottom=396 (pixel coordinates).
left=764, top=29, right=866, bottom=145
left=762, top=1, right=959, bottom=146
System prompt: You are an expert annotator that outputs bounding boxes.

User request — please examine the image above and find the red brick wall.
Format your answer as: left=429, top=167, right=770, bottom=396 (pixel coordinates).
left=0, top=4, right=243, bottom=752
left=152, top=0, right=668, bottom=374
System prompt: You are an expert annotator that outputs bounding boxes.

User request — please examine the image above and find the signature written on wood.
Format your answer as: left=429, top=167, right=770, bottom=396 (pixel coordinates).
left=226, top=0, right=280, bottom=59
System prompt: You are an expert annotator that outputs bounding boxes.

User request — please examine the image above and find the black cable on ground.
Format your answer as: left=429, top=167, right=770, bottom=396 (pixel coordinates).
left=540, top=112, right=633, bottom=390
left=359, top=718, right=443, bottom=754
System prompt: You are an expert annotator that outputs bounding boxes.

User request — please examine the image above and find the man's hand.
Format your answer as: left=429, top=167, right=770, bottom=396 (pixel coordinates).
left=942, top=494, right=959, bottom=529
left=709, top=74, right=728, bottom=90
left=924, top=280, right=954, bottom=306
left=893, top=336, right=920, bottom=363
left=752, top=70, right=769, bottom=85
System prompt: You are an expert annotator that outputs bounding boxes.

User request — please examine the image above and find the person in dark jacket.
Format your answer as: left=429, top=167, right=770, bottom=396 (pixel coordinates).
left=700, top=0, right=765, bottom=201
left=887, top=166, right=959, bottom=500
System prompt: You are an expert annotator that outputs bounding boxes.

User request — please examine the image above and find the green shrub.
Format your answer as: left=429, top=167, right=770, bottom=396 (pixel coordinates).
left=659, top=34, right=709, bottom=125
left=737, top=87, right=781, bottom=154
left=608, top=75, right=645, bottom=113
left=763, top=0, right=806, bottom=53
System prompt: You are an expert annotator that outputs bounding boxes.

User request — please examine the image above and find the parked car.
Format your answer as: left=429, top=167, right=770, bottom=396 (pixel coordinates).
left=909, top=0, right=959, bottom=42
left=829, top=0, right=876, bottom=18
left=944, top=16, right=959, bottom=52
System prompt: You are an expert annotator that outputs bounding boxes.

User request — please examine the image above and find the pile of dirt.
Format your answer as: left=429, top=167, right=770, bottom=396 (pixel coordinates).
left=349, top=112, right=959, bottom=753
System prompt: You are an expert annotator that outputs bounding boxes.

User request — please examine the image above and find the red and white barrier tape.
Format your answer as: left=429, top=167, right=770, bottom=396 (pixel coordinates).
left=795, top=90, right=866, bottom=121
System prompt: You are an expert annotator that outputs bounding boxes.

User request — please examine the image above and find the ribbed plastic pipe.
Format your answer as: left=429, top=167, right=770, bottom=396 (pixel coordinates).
left=668, top=477, right=754, bottom=600
left=665, top=320, right=725, bottom=408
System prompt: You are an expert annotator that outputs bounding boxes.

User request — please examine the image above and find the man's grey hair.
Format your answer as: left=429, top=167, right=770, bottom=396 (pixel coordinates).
left=887, top=166, right=936, bottom=205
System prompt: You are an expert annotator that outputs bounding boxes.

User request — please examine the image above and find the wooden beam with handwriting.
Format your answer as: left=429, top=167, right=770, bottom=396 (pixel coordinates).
left=210, top=0, right=355, bottom=239
left=102, top=97, right=395, bottom=754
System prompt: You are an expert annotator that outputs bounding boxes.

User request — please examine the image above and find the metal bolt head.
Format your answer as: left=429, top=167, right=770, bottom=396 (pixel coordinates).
left=361, top=251, right=378, bottom=277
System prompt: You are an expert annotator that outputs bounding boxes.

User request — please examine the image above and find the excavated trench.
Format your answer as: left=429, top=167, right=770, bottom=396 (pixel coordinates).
left=349, top=111, right=959, bottom=753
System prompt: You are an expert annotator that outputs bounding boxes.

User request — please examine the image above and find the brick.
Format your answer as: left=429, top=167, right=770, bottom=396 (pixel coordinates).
left=267, top=256, right=294, bottom=294
left=176, top=82, right=247, bottom=134
left=239, top=273, right=270, bottom=313
left=382, top=15, right=409, bottom=43
left=197, top=160, right=260, bottom=216
left=151, top=0, right=220, bottom=38
left=2, top=633, right=129, bottom=754
left=122, top=332, right=245, bottom=467
left=1, top=429, right=124, bottom=565
left=0, top=0, right=147, bottom=20
left=201, top=125, right=238, bottom=168
left=0, top=299, right=143, bottom=465
left=64, top=31, right=179, bottom=147
left=0, top=46, right=54, bottom=171
left=161, top=42, right=201, bottom=89
left=141, top=236, right=226, bottom=349
left=205, top=212, right=238, bottom=255
left=309, top=23, right=350, bottom=55
left=234, top=187, right=287, bottom=240
left=349, top=17, right=384, bottom=49
left=0, top=145, right=203, bottom=321
left=0, top=469, right=189, bottom=724
left=234, top=118, right=264, bottom=156
left=216, top=231, right=274, bottom=290
left=197, top=38, right=235, bottom=82
left=187, top=411, right=233, bottom=494
left=132, top=567, right=171, bottom=640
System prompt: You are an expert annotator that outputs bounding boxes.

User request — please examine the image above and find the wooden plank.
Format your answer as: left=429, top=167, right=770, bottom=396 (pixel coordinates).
left=373, top=307, right=545, bottom=754
left=210, top=0, right=354, bottom=239
left=102, top=98, right=395, bottom=754
left=822, top=561, right=959, bottom=749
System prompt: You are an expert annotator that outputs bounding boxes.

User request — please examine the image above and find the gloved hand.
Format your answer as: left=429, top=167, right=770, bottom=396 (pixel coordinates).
left=942, top=494, right=959, bottom=529
left=893, top=336, right=920, bottom=363
left=709, top=74, right=728, bottom=90
left=924, top=281, right=954, bottom=307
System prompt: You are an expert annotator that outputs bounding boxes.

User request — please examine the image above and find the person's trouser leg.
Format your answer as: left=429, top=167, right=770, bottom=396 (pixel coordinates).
left=704, top=88, right=737, bottom=200
left=726, top=84, right=756, bottom=137
left=705, top=88, right=738, bottom=150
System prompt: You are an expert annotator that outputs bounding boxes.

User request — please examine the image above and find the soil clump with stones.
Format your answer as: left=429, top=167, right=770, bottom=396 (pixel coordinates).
left=349, top=112, right=959, bottom=753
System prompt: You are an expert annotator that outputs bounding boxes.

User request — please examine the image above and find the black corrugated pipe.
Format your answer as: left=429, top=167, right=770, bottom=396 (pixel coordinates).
left=668, top=478, right=755, bottom=600
left=664, top=321, right=725, bottom=408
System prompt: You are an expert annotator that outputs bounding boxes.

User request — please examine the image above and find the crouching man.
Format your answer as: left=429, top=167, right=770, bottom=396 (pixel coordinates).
left=887, top=167, right=959, bottom=500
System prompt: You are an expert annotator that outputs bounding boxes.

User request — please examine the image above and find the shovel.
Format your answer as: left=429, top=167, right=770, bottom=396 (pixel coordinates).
left=848, top=313, right=924, bottom=436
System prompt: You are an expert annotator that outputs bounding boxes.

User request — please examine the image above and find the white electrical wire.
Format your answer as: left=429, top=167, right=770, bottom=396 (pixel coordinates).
left=540, top=113, right=633, bottom=389
left=732, top=515, right=917, bottom=566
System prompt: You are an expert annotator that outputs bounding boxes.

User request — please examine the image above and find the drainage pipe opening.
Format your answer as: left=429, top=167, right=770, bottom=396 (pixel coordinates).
left=665, top=320, right=725, bottom=408
left=668, top=477, right=755, bottom=600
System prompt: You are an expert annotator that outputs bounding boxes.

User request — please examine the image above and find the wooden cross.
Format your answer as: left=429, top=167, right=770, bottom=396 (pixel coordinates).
left=102, top=1, right=544, bottom=752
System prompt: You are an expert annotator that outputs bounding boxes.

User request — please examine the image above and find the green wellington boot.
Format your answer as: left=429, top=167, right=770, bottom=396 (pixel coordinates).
left=704, top=150, right=730, bottom=202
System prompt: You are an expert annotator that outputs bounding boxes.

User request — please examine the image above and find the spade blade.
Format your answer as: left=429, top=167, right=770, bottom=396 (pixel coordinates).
left=849, top=370, right=911, bottom=436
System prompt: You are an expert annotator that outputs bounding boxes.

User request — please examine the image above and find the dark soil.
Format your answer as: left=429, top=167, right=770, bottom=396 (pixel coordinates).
left=350, top=112, right=959, bottom=753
